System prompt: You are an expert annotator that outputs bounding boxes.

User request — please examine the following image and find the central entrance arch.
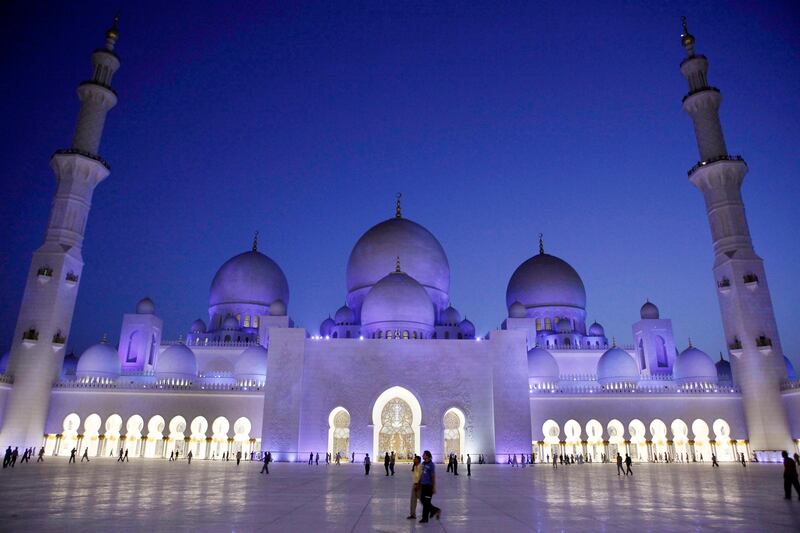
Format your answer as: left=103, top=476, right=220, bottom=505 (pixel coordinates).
left=372, top=386, right=422, bottom=462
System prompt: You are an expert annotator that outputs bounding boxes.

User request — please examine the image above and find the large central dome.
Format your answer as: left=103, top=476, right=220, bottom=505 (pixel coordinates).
left=506, top=252, right=586, bottom=310
left=346, top=216, right=449, bottom=314
left=209, top=250, right=289, bottom=309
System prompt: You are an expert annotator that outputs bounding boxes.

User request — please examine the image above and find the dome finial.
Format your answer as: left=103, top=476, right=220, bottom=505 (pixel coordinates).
left=395, top=193, right=402, bottom=219
left=611, top=336, right=617, bottom=347
left=719, top=351, right=725, bottom=361
left=105, top=14, right=120, bottom=51
left=680, top=16, right=695, bottom=56
left=395, top=256, right=402, bottom=273
left=100, top=333, right=108, bottom=344
left=538, top=233, right=544, bottom=254
left=252, top=230, right=259, bottom=252
left=688, top=337, right=693, bottom=347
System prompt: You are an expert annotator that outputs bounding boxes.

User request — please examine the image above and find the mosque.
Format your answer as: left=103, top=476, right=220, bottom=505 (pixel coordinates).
left=0, top=18, right=798, bottom=463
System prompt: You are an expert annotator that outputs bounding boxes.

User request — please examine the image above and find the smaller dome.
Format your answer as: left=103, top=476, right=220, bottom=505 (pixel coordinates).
left=556, top=319, right=572, bottom=334
left=588, top=321, right=605, bottom=336
left=508, top=301, right=527, bottom=319
left=459, top=318, right=476, bottom=338
left=597, top=347, right=639, bottom=386
left=785, top=356, right=797, bottom=381
left=190, top=319, right=207, bottom=333
left=77, top=340, right=120, bottom=379
left=136, top=297, right=155, bottom=315
left=440, top=305, right=462, bottom=326
left=334, top=304, right=356, bottom=325
left=269, top=299, right=287, bottom=317
left=527, top=347, right=559, bottom=383
left=361, top=270, right=435, bottom=333
left=156, top=343, right=197, bottom=381
left=640, top=301, right=659, bottom=320
left=319, top=316, right=335, bottom=337
left=222, top=315, right=239, bottom=330
left=673, top=346, right=718, bottom=385
left=235, top=345, right=268, bottom=382
left=716, top=355, right=732, bottom=382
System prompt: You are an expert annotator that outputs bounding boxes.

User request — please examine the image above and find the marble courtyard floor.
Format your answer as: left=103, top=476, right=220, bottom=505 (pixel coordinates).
left=0, top=459, right=799, bottom=532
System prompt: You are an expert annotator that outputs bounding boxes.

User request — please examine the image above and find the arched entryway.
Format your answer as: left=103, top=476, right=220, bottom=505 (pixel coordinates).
left=328, top=407, right=351, bottom=461
left=372, top=386, right=422, bottom=462
left=443, top=408, right=465, bottom=459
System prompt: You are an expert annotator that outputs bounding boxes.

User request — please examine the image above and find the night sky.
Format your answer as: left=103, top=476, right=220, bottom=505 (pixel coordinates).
left=1, top=1, right=798, bottom=367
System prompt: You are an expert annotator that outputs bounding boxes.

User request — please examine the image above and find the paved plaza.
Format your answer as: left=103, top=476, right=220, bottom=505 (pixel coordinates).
left=0, top=459, right=799, bottom=531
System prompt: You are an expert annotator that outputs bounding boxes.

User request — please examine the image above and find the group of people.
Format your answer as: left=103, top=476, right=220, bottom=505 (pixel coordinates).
left=615, top=453, right=634, bottom=476
left=407, top=451, right=441, bottom=523
left=3, top=446, right=45, bottom=467
left=508, top=453, right=535, bottom=466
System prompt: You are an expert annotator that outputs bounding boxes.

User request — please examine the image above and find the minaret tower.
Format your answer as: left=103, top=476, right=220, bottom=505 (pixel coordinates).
left=0, top=19, right=121, bottom=447
left=678, top=18, right=791, bottom=453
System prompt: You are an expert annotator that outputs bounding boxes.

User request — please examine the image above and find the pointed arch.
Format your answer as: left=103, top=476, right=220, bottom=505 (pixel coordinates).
left=372, top=386, right=422, bottom=461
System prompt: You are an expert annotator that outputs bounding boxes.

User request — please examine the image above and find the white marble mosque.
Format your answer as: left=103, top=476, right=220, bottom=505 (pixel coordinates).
left=1, top=18, right=799, bottom=464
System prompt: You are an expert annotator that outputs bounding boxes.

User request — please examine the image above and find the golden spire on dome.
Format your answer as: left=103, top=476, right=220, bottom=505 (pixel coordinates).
left=688, top=337, right=693, bottom=347
left=395, top=193, right=402, bottom=219
left=538, top=233, right=544, bottom=255
left=105, top=14, right=120, bottom=51
left=252, top=230, right=259, bottom=252
left=395, top=256, right=402, bottom=273
left=611, top=337, right=617, bottom=347
left=680, top=16, right=695, bottom=56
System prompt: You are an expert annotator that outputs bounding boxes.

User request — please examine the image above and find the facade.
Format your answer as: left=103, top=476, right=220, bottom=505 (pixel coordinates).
left=1, top=20, right=799, bottom=464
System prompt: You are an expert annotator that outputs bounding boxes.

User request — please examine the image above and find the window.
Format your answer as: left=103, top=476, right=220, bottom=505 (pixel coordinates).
left=638, top=339, right=646, bottom=369
left=656, top=336, right=668, bottom=367
left=253, top=316, right=259, bottom=328
left=403, top=331, right=409, bottom=339
left=236, top=314, right=241, bottom=323
left=545, top=318, right=551, bottom=330
left=413, top=331, right=418, bottom=339
left=535, top=319, right=542, bottom=331
left=244, top=315, right=251, bottom=328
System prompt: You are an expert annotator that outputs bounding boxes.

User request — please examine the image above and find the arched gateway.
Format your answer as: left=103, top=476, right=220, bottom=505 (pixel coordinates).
left=372, top=386, right=422, bottom=461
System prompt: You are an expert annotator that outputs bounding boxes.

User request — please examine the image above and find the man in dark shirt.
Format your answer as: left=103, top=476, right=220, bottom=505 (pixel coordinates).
left=419, top=450, right=441, bottom=523
left=782, top=450, right=800, bottom=500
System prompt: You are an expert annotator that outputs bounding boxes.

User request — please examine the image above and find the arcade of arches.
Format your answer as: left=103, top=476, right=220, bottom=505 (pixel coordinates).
left=43, top=413, right=257, bottom=459
left=537, top=417, right=743, bottom=463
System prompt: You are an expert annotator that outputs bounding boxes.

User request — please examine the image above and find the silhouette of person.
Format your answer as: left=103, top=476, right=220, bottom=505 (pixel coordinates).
left=390, top=451, right=396, bottom=475
left=10, top=447, right=18, bottom=467
left=124, top=448, right=129, bottom=462
left=616, top=453, right=624, bottom=476
left=81, top=448, right=90, bottom=462
left=316, top=452, right=319, bottom=465
left=384, top=452, right=390, bottom=475
left=782, top=450, right=800, bottom=500
left=352, top=452, right=355, bottom=463
left=188, top=450, right=193, bottom=464
left=467, top=454, right=472, bottom=476
left=453, top=454, right=459, bottom=475
left=169, top=450, right=174, bottom=462
left=37, top=447, right=45, bottom=463
left=740, top=452, right=746, bottom=467
left=309, top=452, right=313, bottom=465
left=69, top=447, right=77, bottom=464
left=711, top=454, right=719, bottom=467
left=419, top=450, right=441, bottom=523
left=625, top=454, right=633, bottom=476
left=2, top=446, right=11, bottom=468
left=261, top=451, right=270, bottom=474
left=364, top=453, right=371, bottom=475
left=236, top=451, right=242, bottom=465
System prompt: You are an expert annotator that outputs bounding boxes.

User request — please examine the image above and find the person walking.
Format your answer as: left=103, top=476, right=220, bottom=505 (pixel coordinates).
left=316, top=452, right=319, bottom=465
left=625, top=454, right=633, bottom=476
left=352, top=451, right=355, bottom=463
left=384, top=452, right=390, bottom=476
left=236, top=451, right=242, bottom=465
left=81, top=448, right=90, bottom=462
left=261, top=451, right=270, bottom=474
left=552, top=454, right=557, bottom=469
left=407, top=455, right=422, bottom=520
left=117, top=449, right=124, bottom=462
left=419, top=450, right=441, bottom=523
left=169, top=450, right=174, bottom=462
left=467, top=454, right=472, bottom=477
left=616, top=453, right=624, bottom=476
left=364, top=453, right=371, bottom=475
left=740, top=452, right=746, bottom=467
left=447, top=454, right=453, bottom=473
left=124, top=448, right=129, bottom=462
left=335, top=452, right=340, bottom=465
left=782, top=450, right=800, bottom=500
left=68, top=447, right=77, bottom=464
left=453, top=454, right=459, bottom=475
left=20, top=448, right=29, bottom=464
left=308, top=452, right=313, bottom=466
left=188, top=450, right=193, bottom=464
left=37, top=447, right=45, bottom=463
left=2, top=446, right=11, bottom=468
left=711, top=454, right=719, bottom=467
left=390, top=451, right=396, bottom=476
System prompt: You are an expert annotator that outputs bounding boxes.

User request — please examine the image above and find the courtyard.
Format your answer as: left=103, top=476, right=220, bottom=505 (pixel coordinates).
left=0, top=459, right=798, bottom=531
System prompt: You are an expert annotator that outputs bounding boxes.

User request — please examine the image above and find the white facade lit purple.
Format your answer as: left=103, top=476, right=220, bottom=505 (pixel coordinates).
left=1, top=19, right=799, bottom=464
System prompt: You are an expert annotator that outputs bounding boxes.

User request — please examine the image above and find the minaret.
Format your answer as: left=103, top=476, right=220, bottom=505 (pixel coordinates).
left=0, top=19, right=121, bottom=447
left=678, top=18, right=791, bottom=453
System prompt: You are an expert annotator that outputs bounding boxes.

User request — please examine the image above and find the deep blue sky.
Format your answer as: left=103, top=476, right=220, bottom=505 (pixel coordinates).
left=1, top=1, right=799, bottom=366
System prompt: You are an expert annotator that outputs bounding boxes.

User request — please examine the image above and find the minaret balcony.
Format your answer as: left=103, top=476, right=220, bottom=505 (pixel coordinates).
left=52, top=333, right=66, bottom=345
left=687, top=154, right=745, bottom=177
left=52, top=148, right=111, bottom=171
left=728, top=339, right=743, bottom=358
left=65, top=272, right=79, bottom=285
left=681, top=85, right=719, bottom=103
